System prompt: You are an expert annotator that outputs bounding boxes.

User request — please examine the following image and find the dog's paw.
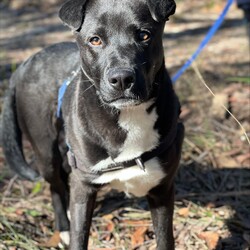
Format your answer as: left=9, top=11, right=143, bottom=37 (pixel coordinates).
left=37, top=231, right=70, bottom=247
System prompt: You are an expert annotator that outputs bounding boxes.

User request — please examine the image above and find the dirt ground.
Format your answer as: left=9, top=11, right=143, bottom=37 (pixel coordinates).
left=0, top=0, right=250, bottom=249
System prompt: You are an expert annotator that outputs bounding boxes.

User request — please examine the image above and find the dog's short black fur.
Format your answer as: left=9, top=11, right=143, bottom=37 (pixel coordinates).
left=2, top=0, right=184, bottom=249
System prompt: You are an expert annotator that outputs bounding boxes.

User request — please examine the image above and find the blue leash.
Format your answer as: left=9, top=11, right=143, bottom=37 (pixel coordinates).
left=57, top=79, right=71, bottom=117
left=57, top=69, right=80, bottom=118
left=171, top=0, right=234, bottom=83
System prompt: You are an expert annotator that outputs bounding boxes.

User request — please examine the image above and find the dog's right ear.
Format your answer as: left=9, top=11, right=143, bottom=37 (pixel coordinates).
left=147, top=0, right=176, bottom=22
left=59, top=0, right=87, bottom=31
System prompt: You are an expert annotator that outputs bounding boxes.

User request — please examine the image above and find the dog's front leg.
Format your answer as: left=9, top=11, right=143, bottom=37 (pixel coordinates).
left=70, top=170, right=97, bottom=250
left=147, top=183, right=175, bottom=250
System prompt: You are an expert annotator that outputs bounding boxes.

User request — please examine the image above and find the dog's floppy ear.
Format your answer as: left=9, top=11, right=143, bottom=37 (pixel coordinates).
left=59, top=0, right=88, bottom=31
left=147, top=0, right=176, bottom=22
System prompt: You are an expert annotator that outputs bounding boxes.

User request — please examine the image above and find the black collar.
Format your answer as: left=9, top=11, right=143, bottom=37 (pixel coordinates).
left=68, top=123, right=178, bottom=175
left=67, top=125, right=178, bottom=175
left=97, top=125, right=177, bottom=174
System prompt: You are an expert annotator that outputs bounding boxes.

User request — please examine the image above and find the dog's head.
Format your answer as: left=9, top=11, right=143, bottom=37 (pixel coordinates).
left=59, top=0, right=175, bottom=108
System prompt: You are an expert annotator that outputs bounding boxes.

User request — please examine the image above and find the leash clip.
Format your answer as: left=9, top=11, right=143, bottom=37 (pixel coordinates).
left=135, top=158, right=146, bottom=172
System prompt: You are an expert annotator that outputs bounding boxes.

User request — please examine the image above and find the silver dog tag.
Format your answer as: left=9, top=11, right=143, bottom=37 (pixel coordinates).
left=135, top=158, right=146, bottom=172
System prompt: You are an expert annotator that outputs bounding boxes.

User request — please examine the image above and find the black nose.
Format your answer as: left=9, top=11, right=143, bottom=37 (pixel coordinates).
left=108, top=68, right=135, bottom=90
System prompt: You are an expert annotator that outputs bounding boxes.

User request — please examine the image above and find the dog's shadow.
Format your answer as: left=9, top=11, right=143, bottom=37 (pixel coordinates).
left=175, top=164, right=250, bottom=250
left=96, top=164, right=250, bottom=250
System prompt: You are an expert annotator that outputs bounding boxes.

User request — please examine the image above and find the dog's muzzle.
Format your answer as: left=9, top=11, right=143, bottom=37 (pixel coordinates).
left=101, top=67, right=148, bottom=108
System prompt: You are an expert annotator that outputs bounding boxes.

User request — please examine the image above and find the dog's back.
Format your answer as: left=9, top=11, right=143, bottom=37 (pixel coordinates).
left=2, top=42, right=79, bottom=180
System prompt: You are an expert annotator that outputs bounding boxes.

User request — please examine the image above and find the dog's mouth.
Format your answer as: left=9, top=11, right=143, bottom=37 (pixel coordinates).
left=98, top=77, right=154, bottom=109
left=101, top=96, right=142, bottom=109
left=99, top=83, right=156, bottom=109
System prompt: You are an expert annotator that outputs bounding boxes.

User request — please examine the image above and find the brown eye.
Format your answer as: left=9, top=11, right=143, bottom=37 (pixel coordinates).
left=89, top=36, right=102, bottom=46
left=139, top=31, right=151, bottom=42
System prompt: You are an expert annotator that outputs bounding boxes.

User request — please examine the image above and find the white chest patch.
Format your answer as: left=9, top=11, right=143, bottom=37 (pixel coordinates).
left=115, top=101, right=160, bottom=162
left=91, top=101, right=165, bottom=197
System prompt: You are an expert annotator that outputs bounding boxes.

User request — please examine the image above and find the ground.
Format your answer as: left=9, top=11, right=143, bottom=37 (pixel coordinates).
left=0, top=0, right=249, bottom=249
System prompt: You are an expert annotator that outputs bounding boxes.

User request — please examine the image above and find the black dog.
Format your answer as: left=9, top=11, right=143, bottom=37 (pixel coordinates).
left=2, top=0, right=184, bottom=249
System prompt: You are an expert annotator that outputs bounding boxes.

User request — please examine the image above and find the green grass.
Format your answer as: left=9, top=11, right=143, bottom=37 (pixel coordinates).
left=227, top=77, right=250, bottom=84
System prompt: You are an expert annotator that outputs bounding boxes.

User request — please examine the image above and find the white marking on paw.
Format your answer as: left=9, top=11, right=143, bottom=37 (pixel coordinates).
left=60, top=231, right=70, bottom=246
left=67, top=210, right=71, bottom=221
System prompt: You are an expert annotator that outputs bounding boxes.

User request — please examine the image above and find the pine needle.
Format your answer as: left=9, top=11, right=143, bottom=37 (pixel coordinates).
left=192, top=62, right=250, bottom=146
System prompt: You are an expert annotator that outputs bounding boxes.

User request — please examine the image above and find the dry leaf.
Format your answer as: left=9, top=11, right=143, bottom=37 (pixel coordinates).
left=38, top=231, right=61, bottom=248
left=216, top=155, right=238, bottom=168
left=15, top=209, right=24, bottom=216
left=178, top=207, right=189, bottom=217
left=131, top=226, right=148, bottom=248
left=122, top=220, right=150, bottom=226
left=210, top=93, right=228, bottom=120
left=40, top=223, right=49, bottom=235
left=102, top=214, right=114, bottom=220
left=236, top=153, right=250, bottom=164
left=95, top=248, right=114, bottom=250
left=180, top=106, right=191, bottom=120
left=206, top=203, right=215, bottom=209
left=198, top=231, right=220, bottom=250
left=104, top=220, right=115, bottom=241
left=106, top=221, right=115, bottom=232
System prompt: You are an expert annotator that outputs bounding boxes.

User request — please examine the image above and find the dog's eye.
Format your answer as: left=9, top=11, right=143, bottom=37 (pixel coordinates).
left=89, top=36, right=102, bottom=46
left=138, top=31, right=151, bottom=42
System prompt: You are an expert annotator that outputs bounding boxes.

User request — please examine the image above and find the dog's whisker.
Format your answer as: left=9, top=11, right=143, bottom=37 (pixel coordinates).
left=134, top=61, right=147, bottom=68
left=80, top=80, right=94, bottom=83
left=91, top=77, right=101, bottom=80
left=82, top=84, right=95, bottom=94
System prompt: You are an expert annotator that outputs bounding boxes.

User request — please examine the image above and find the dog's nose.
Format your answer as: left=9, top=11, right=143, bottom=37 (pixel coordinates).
left=108, top=68, right=135, bottom=90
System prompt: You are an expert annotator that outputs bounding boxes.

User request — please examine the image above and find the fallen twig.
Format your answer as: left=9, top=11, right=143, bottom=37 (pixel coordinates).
left=176, top=190, right=250, bottom=200
left=192, top=63, right=250, bottom=146
left=2, top=175, right=18, bottom=202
